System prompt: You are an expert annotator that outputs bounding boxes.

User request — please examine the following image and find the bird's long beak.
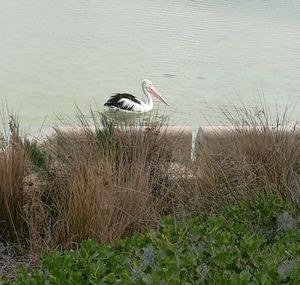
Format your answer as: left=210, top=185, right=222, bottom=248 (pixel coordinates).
left=148, top=85, right=169, bottom=106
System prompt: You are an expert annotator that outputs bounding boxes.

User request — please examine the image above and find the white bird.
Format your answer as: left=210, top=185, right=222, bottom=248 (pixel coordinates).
left=104, top=79, right=169, bottom=113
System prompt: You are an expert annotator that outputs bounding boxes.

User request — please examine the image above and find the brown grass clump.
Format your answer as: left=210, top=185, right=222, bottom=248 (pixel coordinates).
left=0, top=118, right=27, bottom=248
left=183, top=106, right=300, bottom=213
left=48, top=113, right=176, bottom=246
left=0, top=117, right=50, bottom=261
left=15, top=112, right=177, bottom=250
left=0, top=111, right=181, bottom=265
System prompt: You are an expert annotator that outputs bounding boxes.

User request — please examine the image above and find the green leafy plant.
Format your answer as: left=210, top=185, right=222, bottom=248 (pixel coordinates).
left=3, top=196, right=300, bottom=284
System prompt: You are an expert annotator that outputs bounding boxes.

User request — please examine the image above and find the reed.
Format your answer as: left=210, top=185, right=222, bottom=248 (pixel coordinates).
left=0, top=117, right=26, bottom=248
left=0, top=111, right=178, bottom=253
left=182, top=106, right=300, bottom=213
left=1, top=106, right=300, bottom=263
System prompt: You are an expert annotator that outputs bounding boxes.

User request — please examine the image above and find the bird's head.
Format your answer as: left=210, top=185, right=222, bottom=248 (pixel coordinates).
left=142, top=79, right=169, bottom=106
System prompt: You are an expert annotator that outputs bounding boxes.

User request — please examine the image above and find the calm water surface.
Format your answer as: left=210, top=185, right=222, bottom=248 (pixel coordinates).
left=1, top=0, right=300, bottom=131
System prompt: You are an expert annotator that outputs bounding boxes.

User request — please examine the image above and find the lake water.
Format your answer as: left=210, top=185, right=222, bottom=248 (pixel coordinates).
left=1, top=0, right=300, bottom=132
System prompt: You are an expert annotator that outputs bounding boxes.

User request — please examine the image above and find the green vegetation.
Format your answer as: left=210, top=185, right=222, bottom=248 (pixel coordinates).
left=1, top=196, right=300, bottom=284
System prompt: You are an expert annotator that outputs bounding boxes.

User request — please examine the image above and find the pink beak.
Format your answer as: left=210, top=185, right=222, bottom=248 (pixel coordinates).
left=148, top=85, right=169, bottom=106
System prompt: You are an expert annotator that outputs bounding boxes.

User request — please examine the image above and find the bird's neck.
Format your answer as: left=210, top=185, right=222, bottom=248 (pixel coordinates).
left=142, top=84, right=153, bottom=107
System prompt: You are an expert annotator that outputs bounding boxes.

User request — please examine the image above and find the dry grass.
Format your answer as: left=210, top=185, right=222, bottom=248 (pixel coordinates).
left=0, top=118, right=27, bottom=248
left=0, top=117, right=50, bottom=266
left=0, top=112, right=179, bottom=261
left=48, top=119, right=176, bottom=246
left=1, top=106, right=300, bottom=273
left=182, top=106, right=300, bottom=213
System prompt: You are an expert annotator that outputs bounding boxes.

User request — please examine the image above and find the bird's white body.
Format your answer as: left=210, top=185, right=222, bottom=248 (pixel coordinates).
left=116, top=96, right=152, bottom=113
left=104, top=79, right=168, bottom=113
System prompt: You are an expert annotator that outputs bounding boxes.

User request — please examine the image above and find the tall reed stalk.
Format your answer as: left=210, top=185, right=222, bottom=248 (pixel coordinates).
left=0, top=118, right=26, bottom=248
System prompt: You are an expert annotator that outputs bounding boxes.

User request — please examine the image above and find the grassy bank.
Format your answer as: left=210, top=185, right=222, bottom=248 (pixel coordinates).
left=0, top=107, right=300, bottom=280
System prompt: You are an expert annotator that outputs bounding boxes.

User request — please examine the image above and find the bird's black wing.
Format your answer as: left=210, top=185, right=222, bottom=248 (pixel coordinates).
left=104, top=93, right=141, bottom=111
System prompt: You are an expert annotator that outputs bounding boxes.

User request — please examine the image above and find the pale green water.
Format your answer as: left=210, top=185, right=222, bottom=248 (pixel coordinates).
left=1, top=0, right=300, bottom=132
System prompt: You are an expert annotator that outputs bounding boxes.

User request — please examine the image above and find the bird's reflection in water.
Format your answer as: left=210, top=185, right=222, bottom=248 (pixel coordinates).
left=101, top=109, right=169, bottom=129
left=72, top=106, right=169, bottom=132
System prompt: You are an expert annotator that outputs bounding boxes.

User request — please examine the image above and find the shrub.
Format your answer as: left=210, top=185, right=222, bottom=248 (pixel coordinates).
left=0, top=111, right=179, bottom=256
left=0, top=118, right=27, bottom=248
left=2, top=196, right=300, bottom=284
left=183, top=106, right=300, bottom=213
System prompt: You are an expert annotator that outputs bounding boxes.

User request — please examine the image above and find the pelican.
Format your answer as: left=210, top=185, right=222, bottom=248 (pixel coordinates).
left=104, top=79, right=169, bottom=113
